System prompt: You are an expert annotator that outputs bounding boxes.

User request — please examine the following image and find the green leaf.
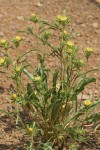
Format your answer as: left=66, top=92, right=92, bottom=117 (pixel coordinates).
left=74, top=77, right=96, bottom=94
left=71, top=144, right=78, bottom=150
left=23, top=68, right=34, bottom=82
left=51, top=99, right=62, bottom=121
left=27, top=83, right=39, bottom=107
left=52, top=70, right=59, bottom=87
left=85, top=113, right=100, bottom=123
left=44, top=89, right=52, bottom=103
left=27, top=26, right=33, bottom=34
left=27, top=83, right=39, bottom=100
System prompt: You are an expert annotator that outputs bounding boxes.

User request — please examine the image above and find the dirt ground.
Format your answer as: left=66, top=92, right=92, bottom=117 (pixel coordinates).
left=0, top=0, right=100, bottom=149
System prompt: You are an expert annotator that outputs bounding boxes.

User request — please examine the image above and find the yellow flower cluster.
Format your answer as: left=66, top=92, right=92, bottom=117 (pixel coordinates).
left=79, top=59, right=84, bottom=64
left=31, top=13, right=36, bottom=17
left=66, top=41, right=75, bottom=54
left=0, top=58, right=5, bottom=65
left=28, top=127, right=33, bottom=133
left=0, top=39, right=6, bottom=44
left=78, top=59, right=84, bottom=65
left=15, top=66, right=21, bottom=72
left=15, top=36, right=21, bottom=42
left=66, top=49, right=73, bottom=54
left=31, top=13, right=39, bottom=23
left=84, top=100, right=92, bottom=107
left=67, top=41, right=74, bottom=47
left=57, top=15, right=68, bottom=22
left=86, top=47, right=93, bottom=53
left=12, top=93, right=17, bottom=100
left=63, top=30, right=67, bottom=35
left=34, top=76, right=41, bottom=81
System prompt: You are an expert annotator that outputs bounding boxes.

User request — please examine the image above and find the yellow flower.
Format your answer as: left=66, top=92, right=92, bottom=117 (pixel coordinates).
left=15, top=66, right=21, bottom=72
left=79, top=59, right=84, bottom=64
left=15, top=36, right=21, bottom=41
left=78, top=59, right=84, bottom=65
left=63, top=30, right=67, bottom=35
left=57, top=15, right=67, bottom=22
left=28, top=127, right=33, bottom=133
left=66, top=49, right=73, bottom=54
left=12, top=93, right=17, bottom=99
left=84, top=100, right=92, bottom=107
left=34, top=76, right=41, bottom=81
left=67, top=41, right=74, bottom=47
left=0, top=39, right=6, bottom=44
left=30, top=13, right=39, bottom=23
left=31, top=13, right=36, bottom=17
left=0, top=58, right=5, bottom=64
left=86, top=47, right=93, bottom=53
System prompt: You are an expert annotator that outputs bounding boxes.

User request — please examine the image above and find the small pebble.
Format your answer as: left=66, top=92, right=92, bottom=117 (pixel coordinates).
left=0, top=32, right=4, bottom=37
left=92, top=22, right=99, bottom=28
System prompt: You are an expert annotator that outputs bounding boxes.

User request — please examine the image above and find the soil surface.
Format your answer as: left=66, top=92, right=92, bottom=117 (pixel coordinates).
left=0, top=0, right=100, bottom=149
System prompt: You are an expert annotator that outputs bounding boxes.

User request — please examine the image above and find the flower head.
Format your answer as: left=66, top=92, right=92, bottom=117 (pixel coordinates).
left=79, top=59, right=84, bottom=64
left=34, top=76, right=41, bottom=81
left=0, top=39, right=6, bottom=45
left=66, top=49, right=73, bottom=54
left=28, top=127, right=33, bottom=133
left=12, top=93, right=17, bottom=100
left=57, top=15, right=67, bottom=22
left=63, top=30, right=67, bottom=35
left=86, top=47, right=93, bottom=53
left=15, top=36, right=21, bottom=42
left=67, top=41, right=74, bottom=47
left=30, top=13, right=39, bottom=23
left=0, top=58, right=5, bottom=65
left=84, top=100, right=92, bottom=107
left=56, top=15, right=70, bottom=25
left=15, top=65, right=21, bottom=72
left=85, top=47, right=93, bottom=58
left=31, top=13, right=36, bottom=17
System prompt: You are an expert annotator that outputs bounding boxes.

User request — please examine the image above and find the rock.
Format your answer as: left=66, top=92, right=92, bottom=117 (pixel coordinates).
left=0, top=32, right=4, bottom=37
left=16, top=16, right=24, bottom=21
left=92, top=22, right=99, bottom=28
left=33, top=2, right=44, bottom=7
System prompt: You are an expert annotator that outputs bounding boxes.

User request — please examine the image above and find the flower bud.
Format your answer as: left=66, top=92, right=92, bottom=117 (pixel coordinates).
left=85, top=47, right=93, bottom=59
